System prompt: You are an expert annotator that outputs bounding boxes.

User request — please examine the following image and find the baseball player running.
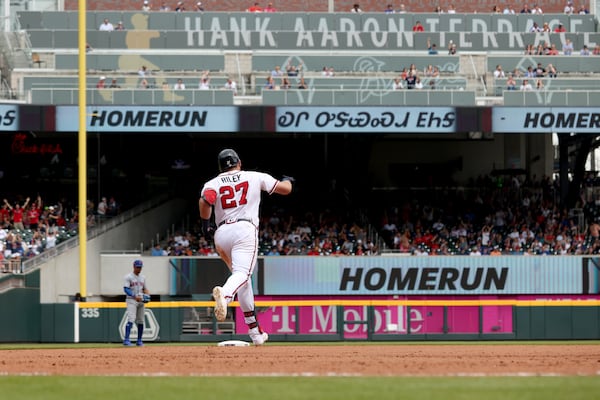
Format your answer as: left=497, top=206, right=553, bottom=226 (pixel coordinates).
left=123, top=259, right=150, bottom=346
left=199, top=148, right=293, bottom=345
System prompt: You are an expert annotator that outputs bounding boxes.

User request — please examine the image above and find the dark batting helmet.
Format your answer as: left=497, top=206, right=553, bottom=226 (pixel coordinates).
left=218, top=148, right=240, bottom=172
left=133, top=259, right=143, bottom=268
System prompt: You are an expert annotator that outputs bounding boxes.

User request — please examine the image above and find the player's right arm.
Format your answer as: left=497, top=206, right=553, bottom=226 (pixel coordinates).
left=199, top=185, right=216, bottom=237
left=123, top=275, right=138, bottom=299
left=199, top=182, right=216, bottom=219
left=199, top=195, right=213, bottom=220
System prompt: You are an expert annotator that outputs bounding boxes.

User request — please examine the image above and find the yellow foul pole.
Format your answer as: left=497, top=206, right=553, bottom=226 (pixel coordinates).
left=78, top=1, right=88, bottom=300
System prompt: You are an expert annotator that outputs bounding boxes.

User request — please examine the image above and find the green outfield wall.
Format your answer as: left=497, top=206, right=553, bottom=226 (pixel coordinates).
left=3, top=297, right=600, bottom=343
left=2, top=260, right=600, bottom=342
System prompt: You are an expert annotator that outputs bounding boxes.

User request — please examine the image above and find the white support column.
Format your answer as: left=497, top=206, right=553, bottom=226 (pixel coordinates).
left=3, top=0, right=10, bottom=32
left=74, top=302, right=80, bottom=343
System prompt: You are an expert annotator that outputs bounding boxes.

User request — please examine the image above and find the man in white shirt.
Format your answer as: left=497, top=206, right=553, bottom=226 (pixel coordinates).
left=97, top=197, right=108, bottom=218
left=99, top=18, right=114, bottom=31
left=173, top=78, right=186, bottom=89
left=224, top=78, right=238, bottom=95
left=520, top=79, right=533, bottom=91
left=199, top=77, right=210, bottom=90
left=493, top=65, right=506, bottom=78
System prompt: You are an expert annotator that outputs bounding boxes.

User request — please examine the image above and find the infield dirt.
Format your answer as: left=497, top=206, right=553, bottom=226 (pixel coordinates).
left=1, top=344, right=599, bottom=376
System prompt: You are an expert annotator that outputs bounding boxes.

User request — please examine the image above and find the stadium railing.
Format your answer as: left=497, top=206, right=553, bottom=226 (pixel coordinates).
left=493, top=77, right=600, bottom=95
left=53, top=53, right=225, bottom=72
left=503, top=89, right=600, bottom=106
left=261, top=89, right=476, bottom=106
left=29, top=88, right=235, bottom=105
left=488, top=55, right=600, bottom=76
left=21, top=75, right=231, bottom=91
left=252, top=55, right=460, bottom=74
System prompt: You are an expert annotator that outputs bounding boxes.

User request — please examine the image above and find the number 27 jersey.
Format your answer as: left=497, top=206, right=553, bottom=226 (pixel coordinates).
left=201, top=170, right=279, bottom=226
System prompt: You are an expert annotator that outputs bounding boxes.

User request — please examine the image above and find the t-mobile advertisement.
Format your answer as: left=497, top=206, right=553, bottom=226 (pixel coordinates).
left=235, top=295, right=599, bottom=339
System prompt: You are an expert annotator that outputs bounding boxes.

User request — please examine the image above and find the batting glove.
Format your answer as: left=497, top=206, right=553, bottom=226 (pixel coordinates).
left=201, top=218, right=214, bottom=240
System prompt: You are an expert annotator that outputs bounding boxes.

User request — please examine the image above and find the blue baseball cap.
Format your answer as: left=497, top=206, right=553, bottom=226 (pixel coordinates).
left=133, top=259, right=143, bottom=268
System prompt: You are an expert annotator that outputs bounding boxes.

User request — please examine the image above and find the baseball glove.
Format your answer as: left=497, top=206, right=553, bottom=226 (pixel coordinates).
left=142, top=294, right=151, bottom=303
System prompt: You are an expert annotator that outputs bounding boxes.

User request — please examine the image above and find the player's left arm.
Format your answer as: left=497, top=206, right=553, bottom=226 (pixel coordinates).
left=274, top=176, right=293, bottom=195
left=263, top=172, right=293, bottom=196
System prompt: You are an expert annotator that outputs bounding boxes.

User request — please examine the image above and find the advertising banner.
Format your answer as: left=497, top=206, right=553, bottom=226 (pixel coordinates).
left=242, top=294, right=598, bottom=339
left=493, top=107, right=600, bottom=133
left=275, top=107, right=456, bottom=133
left=263, top=256, right=586, bottom=295
left=55, top=106, right=239, bottom=132
left=0, top=105, right=19, bottom=131
left=247, top=297, right=512, bottom=339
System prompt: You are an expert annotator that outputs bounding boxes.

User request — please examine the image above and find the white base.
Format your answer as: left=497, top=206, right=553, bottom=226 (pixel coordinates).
left=217, top=340, right=250, bottom=347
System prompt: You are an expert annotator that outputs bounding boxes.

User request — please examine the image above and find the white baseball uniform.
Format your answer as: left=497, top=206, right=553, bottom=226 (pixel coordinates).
left=200, top=169, right=279, bottom=311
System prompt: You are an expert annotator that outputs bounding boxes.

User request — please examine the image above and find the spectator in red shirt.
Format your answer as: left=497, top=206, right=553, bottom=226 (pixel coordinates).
left=96, top=76, right=106, bottom=89
left=0, top=203, right=10, bottom=227
left=26, top=196, right=43, bottom=230
left=307, top=246, right=321, bottom=256
left=412, top=21, right=425, bottom=32
left=263, top=2, right=276, bottom=12
left=547, top=43, right=560, bottom=55
left=246, top=2, right=262, bottom=12
left=4, top=197, right=30, bottom=231
left=554, top=23, right=566, bottom=32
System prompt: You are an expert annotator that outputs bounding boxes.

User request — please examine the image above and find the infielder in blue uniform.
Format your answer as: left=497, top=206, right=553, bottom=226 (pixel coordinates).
left=123, top=259, right=150, bottom=346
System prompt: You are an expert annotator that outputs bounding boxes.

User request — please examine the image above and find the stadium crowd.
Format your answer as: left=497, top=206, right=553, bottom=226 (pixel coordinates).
left=377, top=173, right=600, bottom=256
left=0, top=194, right=119, bottom=272
left=147, top=173, right=600, bottom=258
left=5, top=171, right=600, bottom=270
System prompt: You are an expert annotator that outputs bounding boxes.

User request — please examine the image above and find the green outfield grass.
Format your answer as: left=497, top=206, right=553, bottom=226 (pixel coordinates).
left=1, top=376, right=599, bottom=400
